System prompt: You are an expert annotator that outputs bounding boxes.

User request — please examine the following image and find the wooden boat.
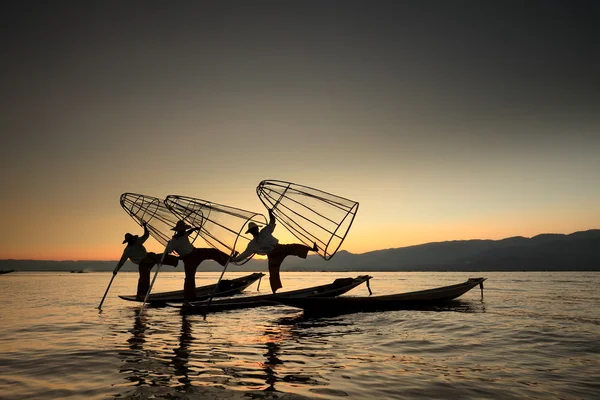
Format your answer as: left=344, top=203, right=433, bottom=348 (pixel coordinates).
left=119, top=272, right=265, bottom=305
left=171, top=275, right=373, bottom=314
left=273, top=277, right=486, bottom=315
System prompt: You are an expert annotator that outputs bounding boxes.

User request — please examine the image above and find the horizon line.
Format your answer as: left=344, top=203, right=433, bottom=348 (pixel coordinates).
left=1, top=228, right=597, bottom=262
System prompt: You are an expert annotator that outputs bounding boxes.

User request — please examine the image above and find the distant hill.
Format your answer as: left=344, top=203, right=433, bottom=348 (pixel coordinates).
left=2, top=229, right=599, bottom=272
left=0, top=260, right=148, bottom=273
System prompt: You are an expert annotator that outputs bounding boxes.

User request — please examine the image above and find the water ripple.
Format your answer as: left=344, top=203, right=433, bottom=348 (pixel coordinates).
left=1, top=271, right=600, bottom=399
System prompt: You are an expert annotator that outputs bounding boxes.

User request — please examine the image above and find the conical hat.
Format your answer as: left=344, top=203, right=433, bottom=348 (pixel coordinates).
left=245, top=221, right=259, bottom=234
left=122, top=233, right=135, bottom=244
left=171, top=220, right=191, bottom=231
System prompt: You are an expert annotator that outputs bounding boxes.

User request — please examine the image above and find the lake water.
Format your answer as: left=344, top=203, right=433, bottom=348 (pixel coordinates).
left=0, top=270, right=599, bottom=399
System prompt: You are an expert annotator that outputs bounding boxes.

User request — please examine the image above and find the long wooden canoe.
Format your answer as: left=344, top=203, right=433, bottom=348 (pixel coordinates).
left=119, top=272, right=265, bottom=305
left=273, top=277, right=486, bottom=315
left=171, top=275, right=373, bottom=314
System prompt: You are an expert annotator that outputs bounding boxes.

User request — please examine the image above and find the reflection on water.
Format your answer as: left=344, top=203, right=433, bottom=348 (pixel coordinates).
left=277, top=299, right=487, bottom=330
left=108, top=275, right=599, bottom=399
left=171, top=314, right=193, bottom=389
left=262, top=327, right=284, bottom=393
left=2, top=271, right=599, bottom=400
left=111, top=296, right=513, bottom=399
left=426, top=299, right=487, bottom=313
left=119, top=310, right=169, bottom=389
left=278, top=313, right=359, bottom=339
left=116, top=309, right=309, bottom=399
left=122, top=310, right=145, bottom=379
left=117, top=310, right=248, bottom=399
left=115, top=308, right=340, bottom=398
left=116, top=310, right=197, bottom=397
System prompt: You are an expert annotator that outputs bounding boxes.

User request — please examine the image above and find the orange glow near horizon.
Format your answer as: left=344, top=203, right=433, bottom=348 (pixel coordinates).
left=2, top=220, right=598, bottom=261
left=1, top=185, right=598, bottom=261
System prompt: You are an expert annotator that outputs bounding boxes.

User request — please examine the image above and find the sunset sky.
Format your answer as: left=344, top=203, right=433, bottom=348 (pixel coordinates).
left=1, top=1, right=599, bottom=261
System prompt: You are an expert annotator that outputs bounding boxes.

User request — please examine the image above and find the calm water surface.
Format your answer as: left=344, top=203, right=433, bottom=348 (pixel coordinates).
left=1, top=270, right=599, bottom=399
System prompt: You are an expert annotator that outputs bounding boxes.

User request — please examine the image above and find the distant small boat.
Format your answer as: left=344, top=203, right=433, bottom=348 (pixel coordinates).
left=171, top=275, right=373, bottom=314
left=0, top=269, right=15, bottom=275
left=273, top=277, right=486, bottom=316
left=119, top=272, right=265, bottom=305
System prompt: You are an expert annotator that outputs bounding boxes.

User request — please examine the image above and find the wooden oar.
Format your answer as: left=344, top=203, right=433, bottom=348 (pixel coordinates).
left=204, top=256, right=232, bottom=309
left=98, top=272, right=117, bottom=310
left=101, top=220, right=151, bottom=311
left=138, top=244, right=170, bottom=316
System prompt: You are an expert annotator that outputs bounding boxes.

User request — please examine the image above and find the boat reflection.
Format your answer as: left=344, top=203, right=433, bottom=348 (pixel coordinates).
left=427, top=299, right=487, bottom=313
left=277, top=313, right=359, bottom=339
left=273, top=298, right=486, bottom=340
left=279, top=298, right=487, bottom=318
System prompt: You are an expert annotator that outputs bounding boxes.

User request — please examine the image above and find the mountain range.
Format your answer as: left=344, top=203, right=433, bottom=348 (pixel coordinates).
left=2, top=229, right=599, bottom=272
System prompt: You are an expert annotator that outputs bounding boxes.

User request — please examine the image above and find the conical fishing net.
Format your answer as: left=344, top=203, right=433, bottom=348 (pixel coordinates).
left=120, top=193, right=202, bottom=252
left=165, top=195, right=267, bottom=265
left=256, top=180, right=359, bottom=260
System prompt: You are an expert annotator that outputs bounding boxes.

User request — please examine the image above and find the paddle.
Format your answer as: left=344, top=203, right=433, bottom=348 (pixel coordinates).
left=98, top=272, right=117, bottom=310
left=138, top=243, right=170, bottom=316
left=204, top=251, right=235, bottom=309
left=98, top=244, right=133, bottom=310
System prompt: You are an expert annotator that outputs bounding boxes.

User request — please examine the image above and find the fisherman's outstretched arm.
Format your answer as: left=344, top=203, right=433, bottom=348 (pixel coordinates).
left=230, top=245, right=254, bottom=263
left=114, top=251, right=129, bottom=274
left=261, top=209, right=276, bottom=236
left=140, top=222, right=150, bottom=243
left=269, top=209, right=276, bottom=225
left=186, top=227, right=200, bottom=236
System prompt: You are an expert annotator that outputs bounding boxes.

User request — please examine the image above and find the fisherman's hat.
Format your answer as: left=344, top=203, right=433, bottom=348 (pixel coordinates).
left=245, top=221, right=260, bottom=234
left=171, top=220, right=191, bottom=231
left=123, top=233, right=135, bottom=244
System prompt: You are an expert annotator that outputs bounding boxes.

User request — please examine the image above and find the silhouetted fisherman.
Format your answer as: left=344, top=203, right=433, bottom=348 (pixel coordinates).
left=230, top=209, right=317, bottom=293
left=165, top=220, right=231, bottom=301
left=114, top=222, right=179, bottom=300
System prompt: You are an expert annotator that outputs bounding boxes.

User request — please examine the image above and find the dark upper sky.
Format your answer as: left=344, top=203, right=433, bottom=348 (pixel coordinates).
left=3, top=1, right=598, bottom=119
left=1, top=1, right=599, bottom=259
